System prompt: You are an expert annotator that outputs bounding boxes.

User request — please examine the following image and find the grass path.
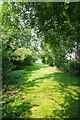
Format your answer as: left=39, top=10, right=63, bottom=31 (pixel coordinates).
left=3, top=64, right=80, bottom=118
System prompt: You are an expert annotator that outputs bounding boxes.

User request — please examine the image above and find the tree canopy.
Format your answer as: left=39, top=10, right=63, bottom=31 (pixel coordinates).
left=2, top=2, right=80, bottom=77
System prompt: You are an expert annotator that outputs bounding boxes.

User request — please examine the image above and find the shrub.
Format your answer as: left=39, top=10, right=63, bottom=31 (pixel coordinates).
left=2, top=51, right=12, bottom=79
left=47, top=57, right=54, bottom=67
left=55, top=58, right=80, bottom=77
left=11, top=47, right=35, bottom=70
left=68, top=60, right=80, bottom=76
left=62, top=60, right=80, bottom=77
left=42, top=57, right=46, bottom=64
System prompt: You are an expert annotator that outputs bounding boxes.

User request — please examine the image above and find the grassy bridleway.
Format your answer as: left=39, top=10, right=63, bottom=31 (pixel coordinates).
left=3, top=64, right=80, bottom=118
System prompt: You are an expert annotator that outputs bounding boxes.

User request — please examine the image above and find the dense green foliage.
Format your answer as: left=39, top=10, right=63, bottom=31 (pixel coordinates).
left=2, top=2, right=80, bottom=77
left=28, top=2, right=80, bottom=75
left=2, top=2, right=36, bottom=77
left=11, top=47, right=35, bottom=69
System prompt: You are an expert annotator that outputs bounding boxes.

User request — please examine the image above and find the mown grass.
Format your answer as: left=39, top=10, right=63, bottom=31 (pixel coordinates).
left=2, top=63, right=80, bottom=118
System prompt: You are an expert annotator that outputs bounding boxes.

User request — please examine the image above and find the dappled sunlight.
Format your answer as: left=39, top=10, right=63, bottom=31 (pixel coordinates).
left=53, top=72, right=79, bottom=86
left=2, top=2, right=80, bottom=119
left=3, top=64, right=80, bottom=118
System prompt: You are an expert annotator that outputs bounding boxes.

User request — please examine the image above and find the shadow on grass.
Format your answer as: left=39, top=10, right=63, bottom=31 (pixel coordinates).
left=2, top=70, right=32, bottom=93
left=24, top=71, right=80, bottom=118
left=35, top=71, right=79, bottom=86
left=44, top=72, right=80, bottom=118
left=52, top=72, right=80, bottom=86
left=2, top=64, right=48, bottom=118
left=2, top=69, right=33, bottom=118
left=2, top=100, right=32, bottom=118
left=37, top=71, right=79, bottom=118
left=2, top=64, right=80, bottom=118
left=25, top=63, right=48, bottom=71
left=51, top=95, right=80, bottom=118
left=25, top=71, right=79, bottom=88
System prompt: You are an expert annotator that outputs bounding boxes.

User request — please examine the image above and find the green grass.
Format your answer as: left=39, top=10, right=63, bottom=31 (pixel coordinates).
left=2, top=63, right=80, bottom=118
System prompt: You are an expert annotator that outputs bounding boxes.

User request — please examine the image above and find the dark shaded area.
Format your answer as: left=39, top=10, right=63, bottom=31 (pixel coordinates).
left=2, top=100, right=32, bottom=118
left=46, top=72, right=80, bottom=118
left=2, top=72, right=32, bottom=118
left=52, top=72, right=80, bottom=86
left=3, top=64, right=47, bottom=88
left=51, top=95, right=80, bottom=118
left=25, top=64, right=48, bottom=71
left=25, top=71, right=79, bottom=88
left=2, top=70, right=31, bottom=94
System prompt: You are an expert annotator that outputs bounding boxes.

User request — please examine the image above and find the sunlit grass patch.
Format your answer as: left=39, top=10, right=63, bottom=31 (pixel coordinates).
left=2, top=63, right=80, bottom=118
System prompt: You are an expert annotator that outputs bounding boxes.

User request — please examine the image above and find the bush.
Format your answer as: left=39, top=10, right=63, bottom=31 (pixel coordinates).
left=68, top=60, right=80, bottom=76
left=63, top=60, right=80, bottom=77
left=2, top=51, right=12, bottom=79
left=42, top=57, right=46, bottom=64
left=47, top=57, right=54, bottom=67
left=11, top=47, right=35, bottom=70
left=55, top=58, right=80, bottom=77
left=55, top=59, right=63, bottom=69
